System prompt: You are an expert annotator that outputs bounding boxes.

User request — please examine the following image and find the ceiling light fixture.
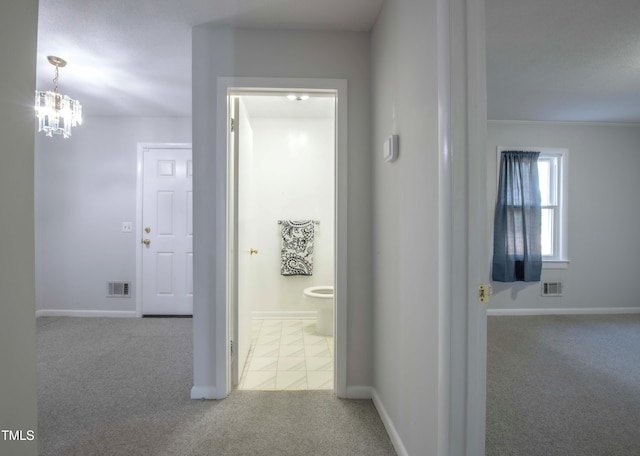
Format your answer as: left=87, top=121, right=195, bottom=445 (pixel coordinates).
left=287, top=94, right=309, bottom=101
left=35, top=56, right=82, bottom=138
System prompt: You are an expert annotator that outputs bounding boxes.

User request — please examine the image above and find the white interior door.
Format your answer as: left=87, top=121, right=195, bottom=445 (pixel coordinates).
left=234, top=98, right=255, bottom=384
left=142, top=146, right=193, bottom=315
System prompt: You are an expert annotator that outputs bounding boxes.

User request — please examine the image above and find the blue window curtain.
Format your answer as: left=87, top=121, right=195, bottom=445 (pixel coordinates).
left=492, top=151, right=542, bottom=282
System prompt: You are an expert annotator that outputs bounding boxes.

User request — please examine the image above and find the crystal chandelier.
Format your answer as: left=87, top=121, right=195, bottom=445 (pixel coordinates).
left=35, top=56, right=82, bottom=138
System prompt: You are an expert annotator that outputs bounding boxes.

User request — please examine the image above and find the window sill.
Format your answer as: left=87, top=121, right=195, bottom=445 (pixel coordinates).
left=543, top=260, right=570, bottom=270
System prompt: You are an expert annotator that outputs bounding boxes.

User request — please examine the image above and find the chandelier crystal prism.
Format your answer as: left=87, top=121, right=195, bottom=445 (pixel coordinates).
left=35, top=56, right=82, bottom=138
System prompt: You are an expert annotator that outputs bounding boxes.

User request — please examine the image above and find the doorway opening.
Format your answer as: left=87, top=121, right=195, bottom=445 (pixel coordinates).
left=228, top=89, right=338, bottom=391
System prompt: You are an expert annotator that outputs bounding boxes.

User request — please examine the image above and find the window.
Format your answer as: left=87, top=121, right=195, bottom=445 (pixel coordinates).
left=497, top=147, right=569, bottom=266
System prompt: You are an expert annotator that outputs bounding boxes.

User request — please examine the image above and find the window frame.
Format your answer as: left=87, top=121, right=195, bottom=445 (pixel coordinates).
left=496, top=147, right=569, bottom=268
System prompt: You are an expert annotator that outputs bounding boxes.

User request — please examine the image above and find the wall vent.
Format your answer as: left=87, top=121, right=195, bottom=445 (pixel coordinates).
left=107, top=282, right=131, bottom=298
left=542, top=281, right=563, bottom=297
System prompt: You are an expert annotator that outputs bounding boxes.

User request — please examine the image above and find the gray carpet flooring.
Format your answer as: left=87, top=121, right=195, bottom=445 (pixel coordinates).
left=487, top=314, right=640, bottom=456
left=37, top=317, right=396, bottom=456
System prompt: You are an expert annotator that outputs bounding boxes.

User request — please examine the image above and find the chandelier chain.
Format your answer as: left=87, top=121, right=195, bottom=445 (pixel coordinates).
left=53, top=64, right=59, bottom=93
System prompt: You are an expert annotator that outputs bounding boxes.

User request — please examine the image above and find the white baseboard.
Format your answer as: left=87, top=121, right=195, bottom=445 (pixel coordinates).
left=371, top=388, right=409, bottom=456
left=487, top=307, right=640, bottom=316
left=252, top=310, right=317, bottom=320
left=36, top=309, right=137, bottom=318
left=190, top=385, right=218, bottom=400
left=345, top=385, right=372, bottom=399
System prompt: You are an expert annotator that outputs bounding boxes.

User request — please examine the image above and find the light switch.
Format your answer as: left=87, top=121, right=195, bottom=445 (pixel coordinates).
left=121, top=222, right=133, bottom=232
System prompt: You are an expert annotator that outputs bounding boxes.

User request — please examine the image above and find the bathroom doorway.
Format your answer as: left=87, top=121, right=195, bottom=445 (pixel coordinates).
left=228, top=88, right=339, bottom=391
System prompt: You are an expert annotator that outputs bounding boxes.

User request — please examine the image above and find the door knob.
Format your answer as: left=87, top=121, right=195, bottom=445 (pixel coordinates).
left=249, top=248, right=258, bottom=255
left=142, top=239, right=151, bottom=246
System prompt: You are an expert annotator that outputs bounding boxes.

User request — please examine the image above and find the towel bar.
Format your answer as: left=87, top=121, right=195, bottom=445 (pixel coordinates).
left=278, top=220, right=319, bottom=225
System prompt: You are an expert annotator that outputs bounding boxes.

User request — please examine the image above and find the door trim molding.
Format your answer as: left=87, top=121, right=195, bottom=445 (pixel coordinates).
left=447, top=0, right=488, bottom=453
left=135, top=142, right=193, bottom=318
left=215, top=77, right=348, bottom=398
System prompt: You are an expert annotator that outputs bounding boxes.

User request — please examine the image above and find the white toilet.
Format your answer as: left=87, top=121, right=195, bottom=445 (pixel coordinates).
left=303, top=286, right=334, bottom=336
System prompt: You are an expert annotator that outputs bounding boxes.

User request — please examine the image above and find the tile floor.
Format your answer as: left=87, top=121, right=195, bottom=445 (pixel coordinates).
left=238, top=319, right=334, bottom=390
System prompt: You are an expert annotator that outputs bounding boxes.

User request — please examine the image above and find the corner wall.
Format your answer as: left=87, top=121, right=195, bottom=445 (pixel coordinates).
left=192, top=26, right=372, bottom=396
left=371, top=0, right=443, bottom=454
left=35, top=117, right=191, bottom=315
left=0, top=1, right=39, bottom=454
left=487, top=121, right=640, bottom=312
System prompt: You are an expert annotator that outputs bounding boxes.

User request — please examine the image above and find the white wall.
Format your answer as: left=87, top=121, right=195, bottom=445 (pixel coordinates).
left=192, top=26, right=371, bottom=396
left=487, top=121, right=640, bottom=311
left=0, top=1, right=39, bottom=454
left=371, top=0, right=443, bottom=454
left=243, top=116, right=334, bottom=313
left=35, top=117, right=191, bottom=314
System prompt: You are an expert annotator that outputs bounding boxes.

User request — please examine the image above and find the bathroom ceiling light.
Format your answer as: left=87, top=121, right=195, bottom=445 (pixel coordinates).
left=287, top=94, right=309, bottom=101
left=35, top=56, right=83, bottom=138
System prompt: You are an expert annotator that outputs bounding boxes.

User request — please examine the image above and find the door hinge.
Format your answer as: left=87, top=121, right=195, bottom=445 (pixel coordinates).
left=230, top=340, right=234, bottom=356
left=230, top=118, right=235, bottom=133
left=478, top=284, right=491, bottom=303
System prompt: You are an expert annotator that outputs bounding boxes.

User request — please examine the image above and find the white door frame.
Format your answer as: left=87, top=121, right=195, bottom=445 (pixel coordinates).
left=135, top=142, right=193, bottom=317
left=216, top=77, right=348, bottom=398
left=464, top=0, right=489, bottom=452
left=447, top=0, right=488, bottom=454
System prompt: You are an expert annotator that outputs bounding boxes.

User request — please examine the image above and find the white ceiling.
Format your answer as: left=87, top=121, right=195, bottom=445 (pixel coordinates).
left=486, top=0, right=640, bottom=122
left=36, top=0, right=384, bottom=117
left=241, top=95, right=335, bottom=119
left=37, top=0, right=640, bottom=122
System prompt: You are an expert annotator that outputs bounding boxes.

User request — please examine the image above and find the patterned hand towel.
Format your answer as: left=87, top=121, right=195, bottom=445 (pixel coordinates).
left=280, top=220, right=314, bottom=276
